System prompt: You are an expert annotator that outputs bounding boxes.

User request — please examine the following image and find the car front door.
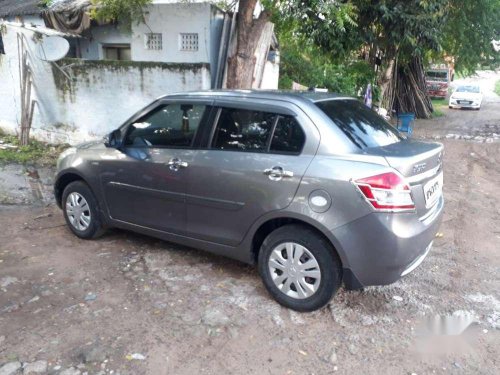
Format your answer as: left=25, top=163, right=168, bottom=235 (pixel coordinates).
left=185, top=101, right=320, bottom=246
left=100, top=100, right=212, bottom=234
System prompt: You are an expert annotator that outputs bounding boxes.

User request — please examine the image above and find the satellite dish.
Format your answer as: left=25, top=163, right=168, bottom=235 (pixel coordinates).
left=35, top=36, right=70, bottom=62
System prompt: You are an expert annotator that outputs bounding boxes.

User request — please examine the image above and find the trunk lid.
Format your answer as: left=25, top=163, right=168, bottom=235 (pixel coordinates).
left=364, top=140, right=444, bottom=218
left=364, top=139, right=443, bottom=179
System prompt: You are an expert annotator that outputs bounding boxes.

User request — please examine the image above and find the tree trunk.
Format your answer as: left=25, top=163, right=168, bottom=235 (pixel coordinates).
left=378, top=56, right=396, bottom=111
left=226, top=0, right=271, bottom=89
left=377, top=51, right=433, bottom=119
left=393, top=56, right=433, bottom=118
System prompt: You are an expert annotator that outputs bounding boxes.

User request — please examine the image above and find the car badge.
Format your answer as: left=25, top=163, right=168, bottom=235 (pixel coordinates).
left=413, top=162, right=427, bottom=174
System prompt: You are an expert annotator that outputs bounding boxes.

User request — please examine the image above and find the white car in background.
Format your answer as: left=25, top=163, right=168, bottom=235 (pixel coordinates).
left=449, top=85, right=483, bottom=110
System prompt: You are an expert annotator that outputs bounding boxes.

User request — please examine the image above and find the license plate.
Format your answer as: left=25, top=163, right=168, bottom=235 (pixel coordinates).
left=458, top=100, right=471, bottom=104
left=423, top=172, right=443, bottom=208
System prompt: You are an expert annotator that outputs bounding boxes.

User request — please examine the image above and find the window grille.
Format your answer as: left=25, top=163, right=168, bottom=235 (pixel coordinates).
left=179, top=33, right=199, bottom=51
left=145, top=33, right=162, bottom=50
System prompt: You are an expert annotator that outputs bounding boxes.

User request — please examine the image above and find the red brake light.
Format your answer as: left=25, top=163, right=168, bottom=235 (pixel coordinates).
left=356, top=172, right=410, bottom=190
left=354, top=172, right=415, bottom=211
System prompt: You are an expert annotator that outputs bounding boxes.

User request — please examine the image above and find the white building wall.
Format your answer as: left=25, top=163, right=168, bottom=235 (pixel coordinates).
left=131, top=3, right=212, bottom=63
left=260, top=55, right=280, bottom=90
left=75, top=2, right=224, bottom=86
left=0, top=24, right=211, bottom=144
left=79, top=25, right=132, bottom=60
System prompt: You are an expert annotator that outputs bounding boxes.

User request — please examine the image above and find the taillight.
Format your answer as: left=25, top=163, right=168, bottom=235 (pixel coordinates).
left=354, top=172, right=415, bottom=211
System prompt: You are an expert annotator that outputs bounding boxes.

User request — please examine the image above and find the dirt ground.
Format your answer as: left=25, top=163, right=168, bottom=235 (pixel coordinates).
left=1, top=73, right=499, bottom=375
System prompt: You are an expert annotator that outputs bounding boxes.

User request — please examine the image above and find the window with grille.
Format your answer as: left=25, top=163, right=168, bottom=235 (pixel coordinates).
left=179, top=33, right=199, bottom=51
left=145, top=33, right=162, bottom=50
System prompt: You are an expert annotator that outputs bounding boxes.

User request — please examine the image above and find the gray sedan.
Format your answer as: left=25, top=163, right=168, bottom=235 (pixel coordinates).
left=54, top=91, right=444, bottom=311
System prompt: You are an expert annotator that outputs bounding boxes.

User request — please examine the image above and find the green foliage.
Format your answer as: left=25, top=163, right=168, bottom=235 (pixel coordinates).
left=279, top=41, right=375, bottom=97
left=90, top=0, right=152, bottom=30
left=38, top=0, right=54, bottom=8
left=278, top=0, right=449, bottom=64
left=264, top=0, right=359, bottom=62
left=440, top=0, right=500, bottom=73
left=495, top=80, right=500, bottom=96
left=431, top=99, right=446, bottom=117
left=0, top=134, right=68, bottom=166
left=269, top=0, right=499, bottom=74
left=266, top=1, right=375, bottom=97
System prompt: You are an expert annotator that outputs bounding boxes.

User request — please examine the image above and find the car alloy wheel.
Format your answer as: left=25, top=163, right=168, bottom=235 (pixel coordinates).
left=268, top=242, right=322, bottom=299
left=65, top=192, right=92, bottom=231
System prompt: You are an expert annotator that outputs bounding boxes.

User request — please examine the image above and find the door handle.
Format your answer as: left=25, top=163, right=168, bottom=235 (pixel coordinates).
left=264, top=166, right=294, bottom=181
left=167, top=158, right=189, bottom=171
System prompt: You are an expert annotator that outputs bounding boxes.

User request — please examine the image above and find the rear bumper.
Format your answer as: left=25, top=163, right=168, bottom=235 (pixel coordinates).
left=334, top=196, right=444, bottom=288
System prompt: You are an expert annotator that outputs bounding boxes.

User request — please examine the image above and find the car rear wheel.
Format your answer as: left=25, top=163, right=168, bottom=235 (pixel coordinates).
left=258, top=224, right=342, bottom=311
left=62, top=181, right=104, bottom=239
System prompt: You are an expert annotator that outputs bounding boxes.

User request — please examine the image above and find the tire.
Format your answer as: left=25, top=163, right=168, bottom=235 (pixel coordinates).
left=62, top=180, right=104, bottom=239
left=258, top=224, right=342, bottom=312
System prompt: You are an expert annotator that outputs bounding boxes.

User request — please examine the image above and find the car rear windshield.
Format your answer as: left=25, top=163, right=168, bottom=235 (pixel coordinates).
left=315, top=99, right=403, bottom=149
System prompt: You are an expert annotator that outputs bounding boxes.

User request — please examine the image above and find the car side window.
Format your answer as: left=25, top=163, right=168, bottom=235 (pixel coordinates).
left=270, top=116, right=305, bottom=154
left=125, top=103, right=206, bottom=148
left=212, top=108, right=276, bottom=152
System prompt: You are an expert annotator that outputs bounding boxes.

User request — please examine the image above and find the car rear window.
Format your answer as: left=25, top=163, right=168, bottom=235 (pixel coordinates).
left=315, top=99, right=403, bottom=149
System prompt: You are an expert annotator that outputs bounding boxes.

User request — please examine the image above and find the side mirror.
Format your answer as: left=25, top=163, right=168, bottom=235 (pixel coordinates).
left=105, top=129, right=123, bottom=148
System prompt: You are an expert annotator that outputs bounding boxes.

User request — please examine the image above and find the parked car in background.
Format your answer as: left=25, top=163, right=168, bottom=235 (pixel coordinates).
left=54, top=91, right=444, bottom=311
left=449, top=85, right=483, bottom=110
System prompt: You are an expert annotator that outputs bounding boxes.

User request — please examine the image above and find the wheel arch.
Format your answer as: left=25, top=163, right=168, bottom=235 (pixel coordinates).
left=248, top=214, right=348, bottom=269
left=54, top=170, right=88, bottom=208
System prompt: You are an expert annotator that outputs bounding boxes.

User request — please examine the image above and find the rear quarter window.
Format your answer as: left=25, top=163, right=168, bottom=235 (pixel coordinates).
left=315, top=99, right=403, bottom=149
left=270, top=116, right=305, bottom=154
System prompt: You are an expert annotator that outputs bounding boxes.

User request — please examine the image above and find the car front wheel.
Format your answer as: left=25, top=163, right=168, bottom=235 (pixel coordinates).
left=258, top=224, right=342, bottom=311
left=62, top=181, right=104, bottom=239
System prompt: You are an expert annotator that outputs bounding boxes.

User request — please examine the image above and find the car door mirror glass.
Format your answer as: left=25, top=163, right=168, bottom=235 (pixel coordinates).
left=105, top=129, right=123, bottom=148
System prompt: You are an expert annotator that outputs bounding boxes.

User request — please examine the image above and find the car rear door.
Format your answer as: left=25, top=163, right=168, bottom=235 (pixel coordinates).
left=185, top=99, right=320, bottom=246
left=100, top=99, right=213, bottom=234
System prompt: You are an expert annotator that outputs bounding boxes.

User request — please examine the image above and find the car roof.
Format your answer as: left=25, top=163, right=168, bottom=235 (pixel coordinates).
left=160, top=90, right=355, bottom=104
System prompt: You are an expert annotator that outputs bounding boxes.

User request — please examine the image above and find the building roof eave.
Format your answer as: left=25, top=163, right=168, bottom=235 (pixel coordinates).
left=3, top=21, right=82, bottom=38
